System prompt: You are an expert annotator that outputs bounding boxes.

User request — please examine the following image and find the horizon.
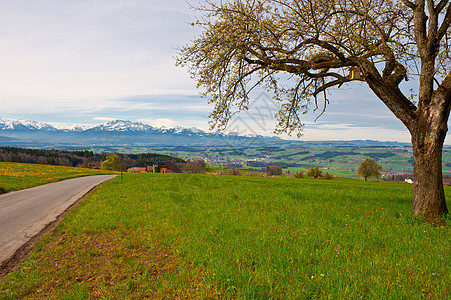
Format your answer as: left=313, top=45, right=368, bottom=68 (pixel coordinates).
left=0, top=117, right=428, bottom=145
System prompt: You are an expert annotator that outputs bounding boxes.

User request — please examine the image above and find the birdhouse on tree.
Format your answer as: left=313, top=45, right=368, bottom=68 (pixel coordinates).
left=350, top=67, right=361, bottom=80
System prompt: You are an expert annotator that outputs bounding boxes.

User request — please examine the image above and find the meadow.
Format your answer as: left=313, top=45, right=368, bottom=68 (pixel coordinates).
left=0, top=172, right=449, bottom=299
left=82, top=145, right=451, bottom=176
left=0, top=162, right=115, bottom=193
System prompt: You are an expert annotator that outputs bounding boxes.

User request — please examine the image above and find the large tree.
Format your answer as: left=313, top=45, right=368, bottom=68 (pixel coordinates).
left=101, top=154, right=121, bottom=172
left=178, top=0, right=450, bottom=220
left=358, top=157, right=383, bottom=181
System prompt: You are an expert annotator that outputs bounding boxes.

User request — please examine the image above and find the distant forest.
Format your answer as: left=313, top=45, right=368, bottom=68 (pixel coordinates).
left=0, top=147, right=184, bottom=169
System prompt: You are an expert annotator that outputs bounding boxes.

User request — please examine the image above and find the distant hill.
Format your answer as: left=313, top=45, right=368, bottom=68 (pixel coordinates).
left=0, top=118, right=284, bottom=148
left=0, top=118, right=411, bottom=148
left=0, top=147, right=184, bottom=169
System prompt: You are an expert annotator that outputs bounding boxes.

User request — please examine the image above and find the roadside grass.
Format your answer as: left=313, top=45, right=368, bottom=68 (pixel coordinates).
left=0, top=173, right=450, bottom=299
left=0, top=162, right=115, bottom=193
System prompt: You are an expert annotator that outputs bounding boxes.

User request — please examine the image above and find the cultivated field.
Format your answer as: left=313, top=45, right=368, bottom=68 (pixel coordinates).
left=0, top=171, right=449, bottom=299
left=82, top=145, right=451, bottom=176
left=0, top=162, right=115, bottom=193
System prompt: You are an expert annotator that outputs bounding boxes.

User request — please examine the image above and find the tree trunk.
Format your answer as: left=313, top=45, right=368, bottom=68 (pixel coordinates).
left=411, top=120, right=449, bottom=220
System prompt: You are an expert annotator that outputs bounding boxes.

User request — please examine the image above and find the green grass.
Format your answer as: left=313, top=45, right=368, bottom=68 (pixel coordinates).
left=1, top=173, right=450, bottom=299
left=87, top=145, right=427, bottom=175
left=0, top=162, right=116, bottom=192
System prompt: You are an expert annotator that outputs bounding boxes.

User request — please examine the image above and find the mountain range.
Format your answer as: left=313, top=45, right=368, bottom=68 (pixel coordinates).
left=0, top=118, right=283, bottom=148
left=0, top=118, right=410, bottom=148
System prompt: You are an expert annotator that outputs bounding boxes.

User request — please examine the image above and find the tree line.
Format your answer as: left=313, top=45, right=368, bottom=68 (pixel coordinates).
left=0, top=147, right=184, bottom=169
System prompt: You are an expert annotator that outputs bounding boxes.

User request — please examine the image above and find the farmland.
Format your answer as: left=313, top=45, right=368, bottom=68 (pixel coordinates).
left=0, top=162, right=115, bottom=193
left=82, top=145, right=451, bottom=176
left=1, top=172, right=449, bottom=299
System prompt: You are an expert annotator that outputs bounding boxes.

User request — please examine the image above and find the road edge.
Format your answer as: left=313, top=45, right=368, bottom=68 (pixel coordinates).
left=0, top=176, right=116, bottom=279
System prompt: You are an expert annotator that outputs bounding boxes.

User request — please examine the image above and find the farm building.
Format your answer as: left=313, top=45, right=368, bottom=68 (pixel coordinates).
left=90, top=162, right=101, bottom=169
left=158, top=161, right=182, bottom=173
left=127, top=162, right=182, bottom=173
left=405, top=177, right=414, bottom=184
left=127, top=167, right=147, bottom=173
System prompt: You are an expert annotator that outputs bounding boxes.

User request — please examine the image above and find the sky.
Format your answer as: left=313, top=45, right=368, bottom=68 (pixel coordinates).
left=0, top=0, right=444, bottom=143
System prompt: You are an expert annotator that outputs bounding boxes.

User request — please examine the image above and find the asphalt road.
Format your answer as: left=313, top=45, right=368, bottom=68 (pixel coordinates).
left=0, top=175, right=117, bottom=266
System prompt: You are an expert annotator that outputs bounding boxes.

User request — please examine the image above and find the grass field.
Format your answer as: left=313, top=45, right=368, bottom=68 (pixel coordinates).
left=0, top=172, right=450, bottom=299
left=0, top=162, right=115, bottom=193
left=85, top=145, right=451, bottom=176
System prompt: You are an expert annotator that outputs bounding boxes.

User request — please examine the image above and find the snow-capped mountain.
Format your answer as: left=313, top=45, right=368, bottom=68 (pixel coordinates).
left=46, top=122, right=94, bottom=132
left=0, top=118, right=410, bottom=148
left=0, top=118, right=58, bottom=132
left=87, top=120, right=155, bottom=132
left=0, top=118, right=281, bottom=147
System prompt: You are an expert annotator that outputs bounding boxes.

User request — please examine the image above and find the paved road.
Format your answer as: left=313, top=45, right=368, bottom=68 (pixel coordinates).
left=0, top=175, right=117, bottom=266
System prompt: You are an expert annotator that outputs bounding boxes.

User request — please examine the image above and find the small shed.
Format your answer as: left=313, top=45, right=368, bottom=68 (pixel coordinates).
left=158, top=161, right=182, bottom=173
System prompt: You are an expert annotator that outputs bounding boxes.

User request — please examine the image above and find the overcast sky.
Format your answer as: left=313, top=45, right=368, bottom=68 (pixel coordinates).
left=0, top=0, right=444, bottom=143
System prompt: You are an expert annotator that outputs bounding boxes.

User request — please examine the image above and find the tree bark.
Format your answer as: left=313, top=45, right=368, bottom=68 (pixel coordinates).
left=365, top=65, right=450, bottom=221
left=411, top=117, right=449, bottom=220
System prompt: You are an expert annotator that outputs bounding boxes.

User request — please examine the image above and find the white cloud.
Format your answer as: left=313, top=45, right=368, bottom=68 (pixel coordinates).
left=299, top=124, right=411, bottom=142
left=93, top=117, right=117, bottom=122
left=138, top=118, right=180, bottom=128
left=46, top=122, right=95, bottom=130
left=218, top=115, right=412, bottom=142
left=0, top=0, right=199, bottom=111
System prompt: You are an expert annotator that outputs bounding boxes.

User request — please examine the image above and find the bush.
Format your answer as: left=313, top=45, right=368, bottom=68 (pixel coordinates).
left=322, top=172, right=334, bottom=180
left=182, top=159, right=206, bottom=174
left=307, top=166, right=323, bottom=179
left=228, top=168, right=241, bottom=176
left=293, top=170, right=304, bottom=178
left=266, top=166, right=282, bottom=176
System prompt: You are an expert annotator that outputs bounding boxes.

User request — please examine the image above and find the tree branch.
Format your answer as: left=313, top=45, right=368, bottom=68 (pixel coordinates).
left=435, top=71, right=451, bottom=100
left=438, top=3, right=451, bottom=41
left=413, top=1, right=428, bottom=55
left=436, top=0, right=449, bottom=12
left=383, top=61, right=408, bottom=86
left=312, top=78, right=350, bottom=97
left=362, top=59, right=417, bottom=130
left=402, top=0, right=417, bottom=10
left=305, top=39, right=348, bottom=63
